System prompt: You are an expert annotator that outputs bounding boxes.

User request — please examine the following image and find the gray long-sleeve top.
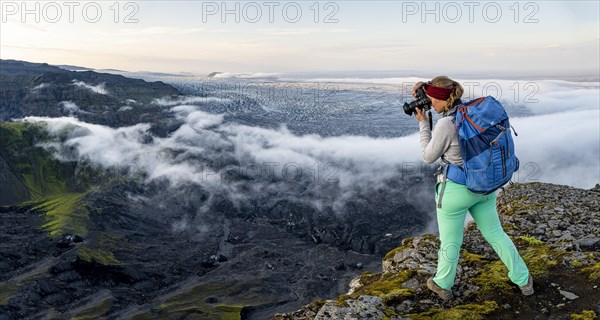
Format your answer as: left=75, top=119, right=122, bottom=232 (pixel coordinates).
left=419, top=113, right=463, bottom=183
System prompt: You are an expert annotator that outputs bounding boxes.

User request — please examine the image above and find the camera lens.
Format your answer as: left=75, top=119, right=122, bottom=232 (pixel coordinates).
left=403, top=85, right=431, bottom=116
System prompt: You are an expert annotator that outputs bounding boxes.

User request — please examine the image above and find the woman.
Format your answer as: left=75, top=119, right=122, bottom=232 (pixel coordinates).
left=413, top=76, right=533, bottom=300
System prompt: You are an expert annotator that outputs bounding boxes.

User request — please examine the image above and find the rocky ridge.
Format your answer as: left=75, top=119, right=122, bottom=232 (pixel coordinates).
left=275, top=182, right=600, bottom=320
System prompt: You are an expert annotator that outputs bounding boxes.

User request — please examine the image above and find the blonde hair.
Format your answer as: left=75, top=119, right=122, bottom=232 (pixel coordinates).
left=431, top=76, right=464, bottom=112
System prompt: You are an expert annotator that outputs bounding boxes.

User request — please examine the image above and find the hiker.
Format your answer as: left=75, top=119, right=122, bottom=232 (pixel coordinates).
left=412, top=76, right=533, bottom=300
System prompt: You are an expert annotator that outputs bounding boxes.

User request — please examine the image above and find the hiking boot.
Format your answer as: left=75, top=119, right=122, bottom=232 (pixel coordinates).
left=427, top=278, right=453, bottom=300
left=519, top=274, right=534, bottom=296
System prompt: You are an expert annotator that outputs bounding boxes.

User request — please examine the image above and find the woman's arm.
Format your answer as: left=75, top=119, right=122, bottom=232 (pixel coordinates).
left=418, top=115, right=454, bottom=164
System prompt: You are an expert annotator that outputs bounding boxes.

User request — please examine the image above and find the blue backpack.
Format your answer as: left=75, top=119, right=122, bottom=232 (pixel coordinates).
left=440, top=96, right=519, bottom=205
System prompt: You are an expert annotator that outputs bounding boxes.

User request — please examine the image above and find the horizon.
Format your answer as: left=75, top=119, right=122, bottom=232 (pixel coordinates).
left=2, top=58, right=599, bottom=82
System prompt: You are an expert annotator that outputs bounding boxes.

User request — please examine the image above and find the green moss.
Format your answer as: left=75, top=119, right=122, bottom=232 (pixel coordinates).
left=570, top=260, right=584, bottom=268
left=129, top=312, right=154, bottom=320
left=501, top=195, right=547, bottom=216
left=502, top=223, right=519, bottom=232
left=521, top=245, right=561, bottom=276
left=472, top=260, right=512, bottom=291
left=384, top=237, right=413, bottom=261
left=71, top=297, right=113, bottom=320
left=98, top=232, right=124, bottom=250
left=0, top=283, right=17, bottom=305
left=35, top=193, right=89, bottom=238
left=383, top=306, right=398, bottom=318
left=405, top=300, right=498, bottom=320
left=462, top=250, right=485, bottom=265
left=154, top=281, right=281, bottom=319
left=0, top=121, right=76, bottom=202
left=77, top=246, right=121, bottom=266
left=337, top=270, right=415, bottom=306
left=472, top=242, right=562, bottom=292
left=518, top=235, right=544, bottom=246
left=214, top=305, right=243, bottom=320
left=581, top=262, right=600, bottom=281
left=570, top=310, right=598, bottom=320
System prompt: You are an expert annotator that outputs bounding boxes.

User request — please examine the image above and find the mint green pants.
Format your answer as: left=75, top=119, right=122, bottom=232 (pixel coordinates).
left=433, top=180, right=530, bottom=290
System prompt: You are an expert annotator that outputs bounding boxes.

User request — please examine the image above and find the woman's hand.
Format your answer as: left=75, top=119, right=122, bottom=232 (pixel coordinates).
left=415, top=107, right=429, bottom=123
left=412, top=81, right=423, bottom=97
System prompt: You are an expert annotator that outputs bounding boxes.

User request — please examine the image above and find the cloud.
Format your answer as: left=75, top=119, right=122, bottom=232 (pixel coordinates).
left=510, top=108, right=600, bottom=188
left=71, top=80, right=109, bottom=95
left=59, top=101, right=79, bottom=115
left=21, top=103, right=427, bottom=219
left=258, top=28, right=353, bottom=36
left=209, top=72, right=283, bottom=79
left=15, top=76, right=599, bottom=243
left=151, top=96, right=232, bottom=106
left=118, top=106, right=133, bottom=112
left=31, top=83, right=49, bottom=91
left=97, top=27, right=205, bottom=36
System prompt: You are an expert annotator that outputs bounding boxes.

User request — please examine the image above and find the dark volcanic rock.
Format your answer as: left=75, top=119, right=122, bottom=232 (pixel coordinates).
left=0, top=59, right=180, bottom=127
left=0, top=60, right=441, bottom=319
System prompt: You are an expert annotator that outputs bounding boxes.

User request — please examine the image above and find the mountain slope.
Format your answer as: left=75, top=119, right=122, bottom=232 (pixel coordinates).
left=275, top=182, right=600, bottom=320
left=0, top=59, right=179, bottom=127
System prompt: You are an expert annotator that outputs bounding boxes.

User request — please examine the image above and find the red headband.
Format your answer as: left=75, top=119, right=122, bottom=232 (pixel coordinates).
left=424, top=83, right=454, bottom=100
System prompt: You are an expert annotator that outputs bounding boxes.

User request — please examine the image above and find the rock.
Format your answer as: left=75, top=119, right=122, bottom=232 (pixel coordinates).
left=278, top=182, right=600, bottom=320
left=396, top=300, right=414, bottom=313
left=401, top=278, right=421, bottom=291
left=558, top=231, right=574, bottom=242
left=44, top=292, right=69, bottom=305
left=132, top=280, right=158, bottom=292
left=552, top=230, right=562, bottom=237
left=559, top=290, right=579, bottom=300
left=56, top=234, right=84, bottom=248
left=577, top=237, right=600, bottom=247
left=394, top=249, right=417, bottom=262
left=548, top=220, right=560, bottom=229
left=347, top=276, right=362, bottom=295
left=314, top=295, right=387, bottom=320
left=334, top=260, right=346, bottom=271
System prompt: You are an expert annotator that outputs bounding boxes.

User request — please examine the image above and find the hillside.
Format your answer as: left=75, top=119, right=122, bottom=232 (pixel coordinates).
left=274, top=182, right=600, bottom=320
left=0, top=59, right=179, bottom=128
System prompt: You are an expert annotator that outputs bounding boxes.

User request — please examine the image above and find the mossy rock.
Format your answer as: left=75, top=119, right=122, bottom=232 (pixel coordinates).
left=472, top=241, right=561, bottom=291
left=337, top=270, right=415, bottom=306
left=34, top=193, right=89, bottom=238
left=462, top=249, right=485, bottom=266
left=0, top=283, right=17, bottom=305
left=581, top=262, right=600, bottom=281
left=405, top=300, right=498, bottom=320
left=146, top=281, right=282, bottom=319
left=77, top=246, right=121, bottom=266
left=570, top=310, right=598, bottom=320
left=517, top=235, right=545, bottom=246
left=384, top=237, right=413, bottom=261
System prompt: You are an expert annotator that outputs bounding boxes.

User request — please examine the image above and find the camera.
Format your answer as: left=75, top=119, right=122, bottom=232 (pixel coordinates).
left=403, top=83, right=432, bottom=116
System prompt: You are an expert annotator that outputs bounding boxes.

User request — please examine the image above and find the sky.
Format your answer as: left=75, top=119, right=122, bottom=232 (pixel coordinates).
left=1, top=1, right=599, bottom=76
